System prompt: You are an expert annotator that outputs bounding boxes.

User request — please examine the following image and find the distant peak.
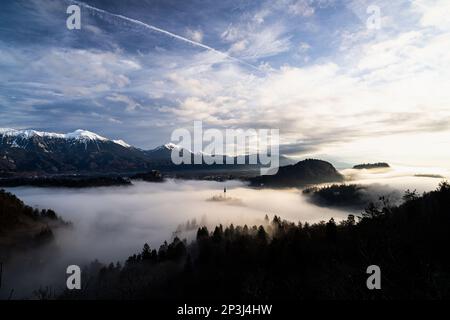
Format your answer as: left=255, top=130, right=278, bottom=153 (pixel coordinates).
left=151, top=143, right=182, bottom=151
left=64, top=129, right=107, bottom=141
left=164, top=143, right=181, bottom=150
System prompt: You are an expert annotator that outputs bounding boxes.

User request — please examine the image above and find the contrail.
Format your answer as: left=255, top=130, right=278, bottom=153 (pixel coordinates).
left=70, top=1, right=262, bottom=73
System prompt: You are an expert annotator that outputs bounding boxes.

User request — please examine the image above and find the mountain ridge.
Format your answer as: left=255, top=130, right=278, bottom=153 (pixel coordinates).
left=0, top=128, right=130, bottom=147
left=0, top=128, right=294, bottom=175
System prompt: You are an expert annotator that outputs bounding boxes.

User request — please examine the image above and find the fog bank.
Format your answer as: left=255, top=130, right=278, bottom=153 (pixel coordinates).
left=2, top=168, right=443, bottom=299
left=2, top=179, right=349, bottom=298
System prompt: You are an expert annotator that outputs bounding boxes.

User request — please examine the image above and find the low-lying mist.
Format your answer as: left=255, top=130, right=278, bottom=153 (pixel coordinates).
left=2, top=179, right=349, bottom=298
left=1, top=168, right=444, bottom=299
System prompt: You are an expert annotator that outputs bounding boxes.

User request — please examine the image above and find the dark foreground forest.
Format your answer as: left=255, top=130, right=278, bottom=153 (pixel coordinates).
left=61, top=182, right=450, bottom=300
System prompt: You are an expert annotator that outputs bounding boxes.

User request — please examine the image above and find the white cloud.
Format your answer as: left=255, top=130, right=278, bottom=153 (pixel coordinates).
left=288, top=0, right=315, bottom=16
left=106, top=94, right=141, bottom=112
left=253, top=9, right=271, bottom=24
left=298, top=41, right=311, bottom=53
left=155, top=14, right=450, bottom=164
left=413, top=0, right=450, bottom=29
left=0, top=47, right=142, bottom=102
left=185, top=28, right=204, bottom=43
left=356, top=31, right=423, bottom=71
left=222, top=23, right=291, bottom=59
left=229, top=39, right=248, bottom=53
left=84, top=25, right=103, bottom=36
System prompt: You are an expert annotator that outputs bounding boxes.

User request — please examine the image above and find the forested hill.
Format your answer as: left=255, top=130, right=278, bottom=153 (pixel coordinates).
left=62, top=182, right=450, bottom=300
left=353, top=162, right=390, bottom=169
left=0, top=189, right=69, bottom=261
left=250, top=159, right=344, bottom=188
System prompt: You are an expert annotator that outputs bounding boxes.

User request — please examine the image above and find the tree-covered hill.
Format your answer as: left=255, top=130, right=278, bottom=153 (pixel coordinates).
left=250, top=159, right=344, bottom=188
left=0, top=189, right=69, bottom=261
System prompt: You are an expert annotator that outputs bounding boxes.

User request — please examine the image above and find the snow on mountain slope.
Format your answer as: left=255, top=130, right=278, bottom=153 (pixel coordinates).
left=0, top=128, right=130, bottom=148
left=156, top=143, right=209, bottom=156
left=112, top=139, right=132, bottom=148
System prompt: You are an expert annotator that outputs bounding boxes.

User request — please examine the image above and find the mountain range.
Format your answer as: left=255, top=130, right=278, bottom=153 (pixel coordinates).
left=0, top=128, right=293, bottom=175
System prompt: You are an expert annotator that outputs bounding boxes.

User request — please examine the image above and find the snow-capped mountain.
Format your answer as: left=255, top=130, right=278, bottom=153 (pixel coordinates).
left=143, top=142, right=196, bottom=166
left=0, top=128, right=200, bottom=173
left=0, top=128, right=147, bottom=173
left=0, top=128, right=294, bottom=175
left=145, top=143, right=294, bottom=169
left=0, top=128, right=131, bottom=149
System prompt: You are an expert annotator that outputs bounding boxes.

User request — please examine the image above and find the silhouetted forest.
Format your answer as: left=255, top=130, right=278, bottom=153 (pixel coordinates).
left=61, top=182, right=450, bottom=300
left=353, top=162, right=390, bottom=169
left=130, top=170, right=164, bottom=182
left=303, top=184, right=369, bottom=208
left=303, top=183, right=401, bottom=210
left=0, top=176, right=132, bottom=188
left=0, top=189, right=69, bottom=261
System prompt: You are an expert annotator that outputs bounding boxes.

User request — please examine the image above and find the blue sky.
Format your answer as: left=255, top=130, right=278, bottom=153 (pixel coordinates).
left=1, top=0, right=449, bottom=166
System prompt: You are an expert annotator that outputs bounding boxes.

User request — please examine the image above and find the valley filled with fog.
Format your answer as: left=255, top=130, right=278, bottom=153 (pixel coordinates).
left=1, top=165, right=447, bottom=298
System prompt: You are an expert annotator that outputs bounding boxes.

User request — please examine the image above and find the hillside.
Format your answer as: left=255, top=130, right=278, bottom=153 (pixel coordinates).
left=0, top=189, right=69, bottom=261
left=250, top=159, right=344, bottom=188
left=0, top=129, right=151, bottom=174
left=303, top=183, right=402, bottom=209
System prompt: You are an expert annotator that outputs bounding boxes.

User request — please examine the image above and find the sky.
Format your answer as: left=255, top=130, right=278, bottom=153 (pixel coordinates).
left=0, top=0, right=449, bottom=167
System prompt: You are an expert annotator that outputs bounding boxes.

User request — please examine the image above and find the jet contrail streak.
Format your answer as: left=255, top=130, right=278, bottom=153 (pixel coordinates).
left=71, top=1, right=262, bottom=73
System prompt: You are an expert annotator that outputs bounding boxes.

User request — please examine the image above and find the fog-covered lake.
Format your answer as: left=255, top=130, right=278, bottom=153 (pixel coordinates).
left=2, top=165, right=446, bottom=298
left=7, top=179, right=350, bottom=263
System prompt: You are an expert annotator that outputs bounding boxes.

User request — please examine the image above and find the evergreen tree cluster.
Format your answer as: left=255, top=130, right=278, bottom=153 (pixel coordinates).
left=1, top=189, right=69, bottom=261
left=0, top=189, right=64, bottom=232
